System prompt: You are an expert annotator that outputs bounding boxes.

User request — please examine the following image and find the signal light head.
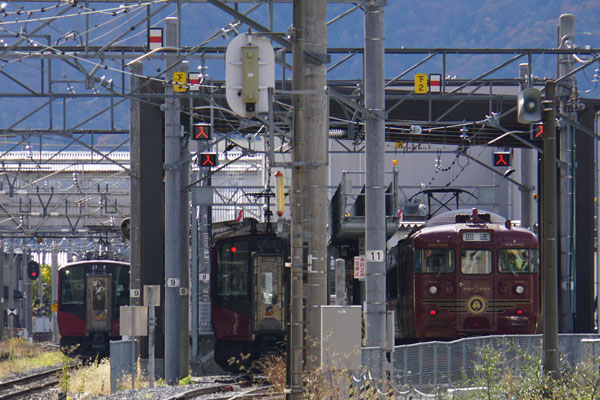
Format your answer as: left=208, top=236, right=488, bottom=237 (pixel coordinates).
left=230, top=246, right=237, bottom=253
left=516, top=308, right=524, bottom=316
left=429, top=309, right=437, bottom=316
left=27, top=260, right=40, bottom=280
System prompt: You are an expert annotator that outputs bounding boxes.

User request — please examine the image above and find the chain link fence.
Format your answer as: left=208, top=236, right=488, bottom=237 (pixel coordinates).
left=359, top=334, right=600, bottom=399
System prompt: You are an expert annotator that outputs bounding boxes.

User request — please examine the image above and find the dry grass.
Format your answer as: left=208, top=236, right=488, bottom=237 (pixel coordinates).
left=66, top=357, right=154, bottom=398
left=67, top=357, right=112, bottom=396
left=0, top=338, right=64, bottom=377
left=255, top=352, right=384, bottom=399
left=252, top=335, right=385, bottom=399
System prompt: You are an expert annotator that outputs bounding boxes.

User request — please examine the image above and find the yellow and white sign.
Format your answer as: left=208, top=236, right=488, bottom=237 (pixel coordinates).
left=414, top=73, right=427, bottom=94
left=173, top=72, right=187, bottom=93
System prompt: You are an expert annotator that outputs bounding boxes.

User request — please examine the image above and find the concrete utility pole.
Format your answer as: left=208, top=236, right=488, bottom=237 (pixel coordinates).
left=288, top=0, right=306, bottom=397
left=25, top=252, right=32, bottom=338
left=518, top=63, right=535, bottom=229
left=8, top=245, right=15, bottom=338
left=305, top=0, right=328, bottom=367
left=51, top=244, right=59, bottom=343
left=129, top=60, right=143, bottom=313
left=542, top=80, right=559, bottom=376
left=179, top=64, right=191, bottom=378
left=164, top=17, right=183, bottom=385
left=364, top=0, right=387, bottom=381
left=0, top=244, right=4, bottom=340
left=557, top=14, right=575, bottom=333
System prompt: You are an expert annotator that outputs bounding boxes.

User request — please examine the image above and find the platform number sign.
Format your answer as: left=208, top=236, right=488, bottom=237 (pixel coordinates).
left=366, top=250, right=385, bottom=262
left=166, top=278, right=180, bottom=287
left=414, top=73, right=427, bottom=94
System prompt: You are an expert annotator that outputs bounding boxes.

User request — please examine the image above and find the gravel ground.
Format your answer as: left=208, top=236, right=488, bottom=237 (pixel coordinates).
left=0, top=364, right=256, bottom=400
left=20, top=374, right=261, bottom=400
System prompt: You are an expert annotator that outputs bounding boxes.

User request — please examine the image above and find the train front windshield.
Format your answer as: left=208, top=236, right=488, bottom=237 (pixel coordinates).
left=59, top=263, right=130, bottom=311
left=215, top=240, right=250, bottom=299
left=498, top=249, right=539, bottom=273
left=414, top=249, right=455, bottom=273
left=60, top=267, right=85, bottom=307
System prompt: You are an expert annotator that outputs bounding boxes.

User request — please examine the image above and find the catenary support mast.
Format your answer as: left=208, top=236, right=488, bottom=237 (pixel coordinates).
left=306, top=0, right=329, bottom=367
left=557, top=13, right=575, bottom=333
left=288, top=0, right=306, bottom=398
left=543, top=80, right=560, bottom=376
left=164, top=17, right=183, bottom=385
left=364, top=0, right=387, bottom=381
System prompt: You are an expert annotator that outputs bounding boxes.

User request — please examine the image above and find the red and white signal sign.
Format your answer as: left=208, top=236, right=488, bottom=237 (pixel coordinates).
left=148, top=28, right=163, bottom=50
left=189, top=73, right=200, bottom=91
left=429, top=74, right=441, bottom=93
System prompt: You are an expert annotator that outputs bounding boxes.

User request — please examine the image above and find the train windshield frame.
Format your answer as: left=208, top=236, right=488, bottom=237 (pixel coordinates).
left=60, top=267, right=85, bottom=307
left=414, top=248, right=455, bottom=274
left=59, top=262, right=130, bottom=312
left=498, top=248, right=540, bottom=274
left=215, top=239, right=251, bottom=300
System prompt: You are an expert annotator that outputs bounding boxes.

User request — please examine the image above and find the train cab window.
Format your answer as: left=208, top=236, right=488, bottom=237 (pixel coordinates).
left=113, top=266, right=130, bottom=307
left=461, top=249, right=492, bottom=274
left=216, top=240, right=250, bottom=299
left=60, top=268, right=85, bottom=306
left=415, top=249, right=454, bottom=273
left=498, top=249, right=539, bottom=274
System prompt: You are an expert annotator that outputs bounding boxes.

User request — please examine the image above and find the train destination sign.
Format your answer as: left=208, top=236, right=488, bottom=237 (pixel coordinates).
left=462, top=232, right=491, bottom=242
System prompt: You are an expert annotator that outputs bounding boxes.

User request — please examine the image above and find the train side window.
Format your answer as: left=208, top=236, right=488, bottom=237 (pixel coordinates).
left=415, top=249, right=455, bottom=273
left=461, top=249, right=492, bottom=274
left=498, top=249, right=538, bottom=273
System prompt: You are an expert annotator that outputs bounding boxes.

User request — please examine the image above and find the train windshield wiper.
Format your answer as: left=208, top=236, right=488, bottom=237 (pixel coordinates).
left=506, top=263, right=518, bottom=277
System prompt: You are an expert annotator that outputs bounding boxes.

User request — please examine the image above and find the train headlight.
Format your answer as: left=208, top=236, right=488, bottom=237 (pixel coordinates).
left=515, top=285, right=525, bottom=294
left=429, top=285, right=438, bottom=295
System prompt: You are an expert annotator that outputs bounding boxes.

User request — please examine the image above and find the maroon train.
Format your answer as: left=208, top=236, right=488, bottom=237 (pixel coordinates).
left=57, top=259, right=130, bottom=356
left=387, top=208, right=540, bottom=341
left=210, top=219, right=289, bottom=370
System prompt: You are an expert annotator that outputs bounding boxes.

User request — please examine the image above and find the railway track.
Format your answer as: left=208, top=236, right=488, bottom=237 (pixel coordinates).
left=0, top=367, right=63, bottom=400
left=163, top=383, right=276, bottom=399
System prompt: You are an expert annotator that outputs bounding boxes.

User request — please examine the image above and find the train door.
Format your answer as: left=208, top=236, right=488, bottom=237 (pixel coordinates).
left=86, top=275, right=112, bottom=332
left=252, top=254, right=285, bottom=333
left=457, top=248, right=496, bottom=332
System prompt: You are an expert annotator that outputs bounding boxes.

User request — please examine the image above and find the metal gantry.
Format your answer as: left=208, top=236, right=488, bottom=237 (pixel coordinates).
left=0, top=0, right=600, bottom=390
